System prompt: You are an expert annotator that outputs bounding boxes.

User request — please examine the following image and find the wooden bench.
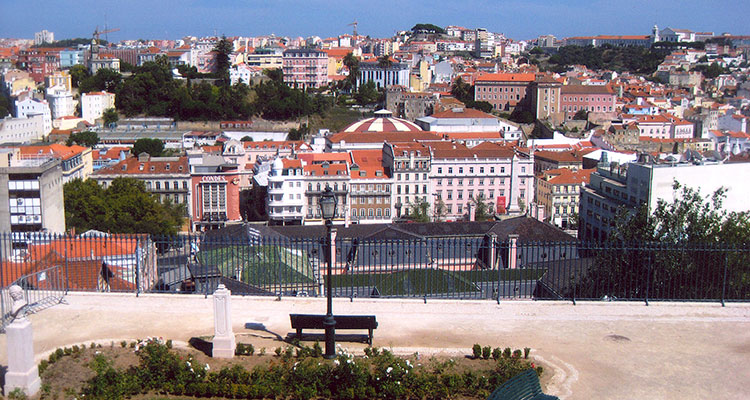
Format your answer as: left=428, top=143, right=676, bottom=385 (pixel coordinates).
left=289, top=314, right=378, bottom=345
left=487, top=369, right=558, bottom=400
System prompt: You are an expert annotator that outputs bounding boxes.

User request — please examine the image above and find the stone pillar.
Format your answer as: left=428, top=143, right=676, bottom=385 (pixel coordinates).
left=487, top=233, right=498, bottom=269
left=5, top=287, right=40, bottom=397
left=212, top=284, right=235, bottom=358
left=507, top=234, right=519, bottom=269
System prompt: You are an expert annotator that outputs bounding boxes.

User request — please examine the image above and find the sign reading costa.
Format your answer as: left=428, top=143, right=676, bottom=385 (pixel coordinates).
left=200, top=175, right=226, bottom=183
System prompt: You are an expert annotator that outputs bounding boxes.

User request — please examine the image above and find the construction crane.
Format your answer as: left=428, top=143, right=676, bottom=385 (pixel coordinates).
left=91, top=26, right=120, bottom=54
left=347, top=20, right=358, bottom=38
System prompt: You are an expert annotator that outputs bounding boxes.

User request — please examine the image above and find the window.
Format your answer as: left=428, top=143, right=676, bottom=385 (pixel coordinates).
left=459, top=167, right=463, bottom=174
left=202, top=183, right=227, bottom=211
left=469, top=167, right=474, bottom=174
left=437, top=167, right=442, bottom=174
left=448, top=167, right=453, bottom=174
left=447, top=191, right=453, bottom=200
left=490, top=167, right=495, bottom=173
left=458, top=191, right=463, bottom=200
left=437, top=179, right=442, bottom=186
left=500, top=167, right=505, bottom=173
left=480, top=167, right=484, bottom=174
left=155, top=181, right=161, bottom=190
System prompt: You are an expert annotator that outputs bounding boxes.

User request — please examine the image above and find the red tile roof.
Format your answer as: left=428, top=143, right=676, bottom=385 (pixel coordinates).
left=476, top=73, right=535, bottom=83
left=18, top=143, right=88, bottom=161
left=95, top=156, right=189, bottom=175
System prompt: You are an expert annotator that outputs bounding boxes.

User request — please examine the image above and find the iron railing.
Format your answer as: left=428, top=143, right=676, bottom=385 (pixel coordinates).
left=0, top=232, right=748, bottom=306
left=1, top=264, right=67, bottom=331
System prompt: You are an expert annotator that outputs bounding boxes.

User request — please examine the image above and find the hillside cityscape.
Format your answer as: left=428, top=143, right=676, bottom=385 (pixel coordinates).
left=1, top=18, right=750, bottom=400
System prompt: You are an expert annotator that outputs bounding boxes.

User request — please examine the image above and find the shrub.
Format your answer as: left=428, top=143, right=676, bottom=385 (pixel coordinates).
left=80, top=341, right=540, bottom=400
left=38, top=359, right=49, bottom=374
left=503, top=348, right=512, bottom=359
left=274, top=347, right=282, bottom=357
left=166, top=339, right=173, bottom=349
left=121, top=341, right=127, bottom=348
left=512, top=349, right=522, bottom=359
left=472, top=344, right=482, bottom=359
left=259, top=347, right=266, bottom=356
left=482, top=346, right=491, bottom=360
left=524, top=347, right=531, bottom=359
left=492, top=347, right=501, bottom=361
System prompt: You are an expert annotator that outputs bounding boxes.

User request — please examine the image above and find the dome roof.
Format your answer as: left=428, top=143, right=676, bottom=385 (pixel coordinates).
left=272, top=157, right=284, bottom=170
left=342, top=110, right=423, bottom=133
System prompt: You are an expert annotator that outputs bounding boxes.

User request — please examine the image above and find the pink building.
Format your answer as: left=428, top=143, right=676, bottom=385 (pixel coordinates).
left=560, top=85, right=616, bottom=118
left=282, top=49, right=328, bottom=89
left=428, top=142, right=535, bottom=220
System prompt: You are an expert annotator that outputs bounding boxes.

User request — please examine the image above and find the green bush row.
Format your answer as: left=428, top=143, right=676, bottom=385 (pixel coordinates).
left=81, top=342, right=538, bottom=400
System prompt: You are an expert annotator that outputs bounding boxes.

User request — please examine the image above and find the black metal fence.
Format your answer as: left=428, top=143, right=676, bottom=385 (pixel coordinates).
left=0, top=232, right=748, bottom=305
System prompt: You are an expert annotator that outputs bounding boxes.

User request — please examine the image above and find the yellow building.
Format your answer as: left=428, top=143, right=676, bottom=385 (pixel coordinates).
left=45, top=71, right=72, bottom=92
left=535, top=168, right=594, bottom=229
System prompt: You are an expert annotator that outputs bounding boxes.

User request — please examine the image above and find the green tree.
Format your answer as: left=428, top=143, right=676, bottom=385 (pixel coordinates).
left=213, top=36, right=233, bottom=85
left=470, top=194, right=494, bottom=221
left=450, top=77, right=474, bottom=104
left=576, top=182, right=750, bottom=300
left=240, top=135, right=253, bottom=142
left=132, top=138, right=164, bottom=157
left=377, top=54, right=393, bottom=90
left=69, top=65, right=89, bottom=88
left=102, top=108, right=119, bottom=126
left=411, top=24, right=446, bottom=34
left=66, top=131, right=99, bottom=147
left=354, top=81, right=379, bottom=106
left=79, top=68, right=122, bottom=94
left=406, top=199, right=430, bottom=223
left=342, top=52, right=360, bottom=91
left=432, top=198, right=449, bottom=222
left=64, top=178, right=184, bottom=236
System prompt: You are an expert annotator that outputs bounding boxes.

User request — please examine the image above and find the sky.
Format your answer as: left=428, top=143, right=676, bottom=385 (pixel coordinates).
left=1, top=0, right=748, bottom=42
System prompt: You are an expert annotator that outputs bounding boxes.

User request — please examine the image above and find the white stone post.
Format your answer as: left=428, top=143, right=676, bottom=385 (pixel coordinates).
left=507, top=234, right=519, bottom=269
left=5, top=286, right=40, bottom=397
left=212, top=284, right=235, bottom=358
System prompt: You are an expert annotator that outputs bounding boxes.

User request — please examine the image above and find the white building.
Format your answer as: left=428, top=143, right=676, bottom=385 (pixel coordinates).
left=357, top=61, right=411, bottom=89
left=34, top=30, right=54, bottom=45
left=579, top=159, right=750, bottom=242
left=267, top=157, right=306, bottom=225
left=0, top=114, right=45, bottom=144
left=45, top=86, right=75, bottom=119
left=14, top=97, right=52, bottom=135
left=81, top=91, right=116, bottom=124
left=229, top=63, right=261, bottom=85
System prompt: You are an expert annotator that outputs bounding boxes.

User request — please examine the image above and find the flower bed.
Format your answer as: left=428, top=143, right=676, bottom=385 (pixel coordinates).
left=39, top=339, right=543, bottom=400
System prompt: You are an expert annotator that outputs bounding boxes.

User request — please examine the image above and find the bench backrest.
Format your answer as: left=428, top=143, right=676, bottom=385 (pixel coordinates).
left=290, top=314, right=378, bottom=329
left=487, top=369, right=543, bottom=400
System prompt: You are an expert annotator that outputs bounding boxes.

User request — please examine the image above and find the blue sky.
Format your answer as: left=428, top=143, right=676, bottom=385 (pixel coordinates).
left=1, top=0, right=746, bottom=42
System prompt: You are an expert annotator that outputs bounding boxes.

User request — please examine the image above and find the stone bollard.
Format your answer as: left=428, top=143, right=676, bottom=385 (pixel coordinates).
left=5, top=285, right=40, bottom=397
left=211, top=284, right=235, bottom=358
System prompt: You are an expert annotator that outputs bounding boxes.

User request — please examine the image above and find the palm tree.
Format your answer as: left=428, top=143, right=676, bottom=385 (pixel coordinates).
left=377, top=54, right=393, bottom=89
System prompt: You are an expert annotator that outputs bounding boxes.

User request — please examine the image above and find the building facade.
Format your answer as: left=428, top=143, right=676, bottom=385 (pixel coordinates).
left=474, top=73, right=536, bottom=113
left=81, top=91, right=116, bottom=124
left=282, top=48, right=328, bottom=89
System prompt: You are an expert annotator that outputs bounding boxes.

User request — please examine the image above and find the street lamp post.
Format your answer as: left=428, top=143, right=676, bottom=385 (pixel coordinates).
left=319, top=186, right=338, bottom=359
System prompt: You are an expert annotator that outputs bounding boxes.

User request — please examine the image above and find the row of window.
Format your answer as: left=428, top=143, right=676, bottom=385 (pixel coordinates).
left=437, top=189, right=505, bottom=200
left=564, top=105, right=614, bottom=112
left=145, top=180, right=188, bottom=191
left=436, top=177, right=513, bottom=186
left=396, top=184, right=428, bottom=195
left=478, top=86, right=522, bottom=93
left=352, top=196, right=391, bottom=205
left=397, top=173, right=428, bottom=181
left=436, top=165, right=526, bottom=175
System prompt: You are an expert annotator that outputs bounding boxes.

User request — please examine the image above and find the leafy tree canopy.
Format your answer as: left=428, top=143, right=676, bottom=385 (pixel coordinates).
left=64, top=178, right=184, bottom=236
left=406, top=199, right=430, bottom=223
left=103, top=108, right=119, bottom=126
left=132, top=138, right=164, bottom=157
left=411, top=24, right=445, bottom=34
left=66, top=131, right=99, bottom=147
left=79, top=68, right=123, bottom=94
left=546, top=45, right=670, bottom=74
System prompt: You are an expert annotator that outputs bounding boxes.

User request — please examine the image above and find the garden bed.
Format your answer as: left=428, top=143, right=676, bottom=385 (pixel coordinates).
left=36, top=339, right=544, bottom=400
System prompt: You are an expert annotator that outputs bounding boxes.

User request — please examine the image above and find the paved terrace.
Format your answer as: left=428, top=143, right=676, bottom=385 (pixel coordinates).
left=1, top=293, right=748, bottom=400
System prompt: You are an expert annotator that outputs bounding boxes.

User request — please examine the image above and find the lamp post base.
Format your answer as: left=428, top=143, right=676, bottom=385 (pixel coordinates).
left=323, top=316, right=336, bottom=359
